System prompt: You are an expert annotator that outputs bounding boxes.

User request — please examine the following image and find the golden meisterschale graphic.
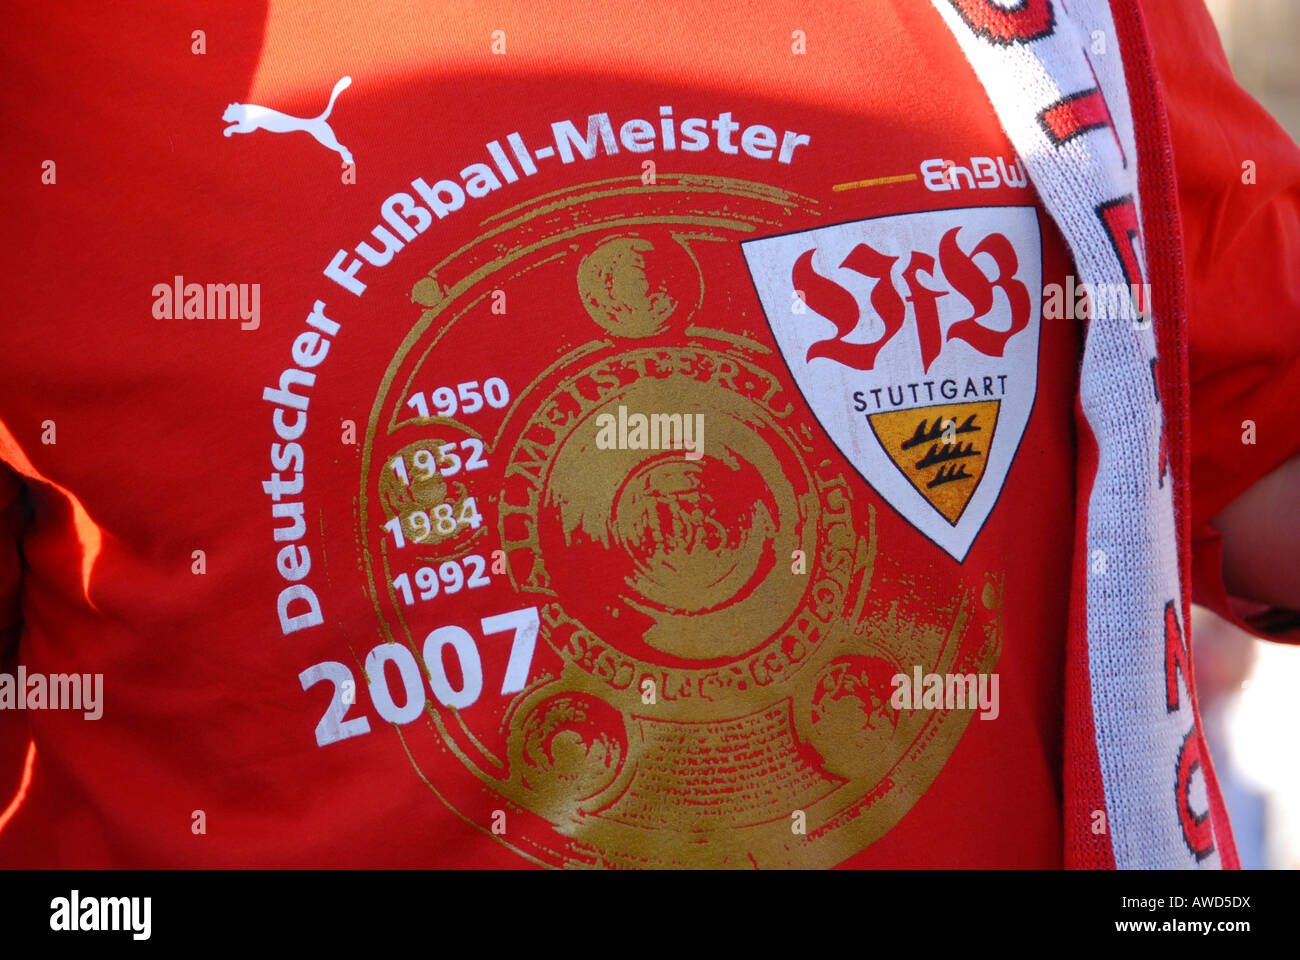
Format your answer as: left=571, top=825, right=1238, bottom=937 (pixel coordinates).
left=357, top=175, right=1003, bottom=868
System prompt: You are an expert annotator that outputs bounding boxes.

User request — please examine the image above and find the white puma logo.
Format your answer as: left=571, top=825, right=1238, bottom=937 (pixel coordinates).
left=222, top=76, right=353, bottom=166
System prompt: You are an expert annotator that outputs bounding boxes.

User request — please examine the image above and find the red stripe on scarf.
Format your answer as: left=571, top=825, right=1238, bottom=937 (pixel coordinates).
left=1108, top=0, right=1239, bottom=870
left=1064, top=393, right=1116, bottom=868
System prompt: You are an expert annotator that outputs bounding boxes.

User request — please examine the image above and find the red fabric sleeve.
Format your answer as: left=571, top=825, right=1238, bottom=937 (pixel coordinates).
left=1145, top=0, right=1300, bottom=641
left=0, top=465, right=22, bottom=660
left=0, top=464, right=31, bottom=830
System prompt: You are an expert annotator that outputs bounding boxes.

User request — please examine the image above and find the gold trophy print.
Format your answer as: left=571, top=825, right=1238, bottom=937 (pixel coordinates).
left=357, top=176, right=1002, bottom=867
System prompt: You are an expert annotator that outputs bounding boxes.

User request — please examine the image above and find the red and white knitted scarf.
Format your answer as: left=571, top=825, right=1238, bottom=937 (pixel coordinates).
left=932, top=0, right=1239, bottom=869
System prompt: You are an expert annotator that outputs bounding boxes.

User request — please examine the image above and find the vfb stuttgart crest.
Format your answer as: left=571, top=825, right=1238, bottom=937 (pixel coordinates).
left=742, top=206, right=1042, bottom=561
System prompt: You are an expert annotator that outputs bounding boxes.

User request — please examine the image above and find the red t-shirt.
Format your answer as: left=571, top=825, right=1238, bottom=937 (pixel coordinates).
left=0, top=0, right=1295, bottom=868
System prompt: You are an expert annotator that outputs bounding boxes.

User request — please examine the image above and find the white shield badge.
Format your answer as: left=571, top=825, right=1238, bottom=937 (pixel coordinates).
left=741, top=206, right=1042, bottom=561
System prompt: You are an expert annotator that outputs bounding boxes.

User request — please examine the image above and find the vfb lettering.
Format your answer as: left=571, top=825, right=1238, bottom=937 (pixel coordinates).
left=792, top=225, right=1031, bottom=373
left=741, top=205, right=1041, bottom=562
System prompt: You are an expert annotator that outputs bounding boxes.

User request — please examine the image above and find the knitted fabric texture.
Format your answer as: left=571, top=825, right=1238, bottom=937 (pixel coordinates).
left=931, top=0, right=1238, bottom=869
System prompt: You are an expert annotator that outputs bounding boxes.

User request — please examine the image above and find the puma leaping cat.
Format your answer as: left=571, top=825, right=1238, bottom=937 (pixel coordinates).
left=222, top=76, right=353, bottom=166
